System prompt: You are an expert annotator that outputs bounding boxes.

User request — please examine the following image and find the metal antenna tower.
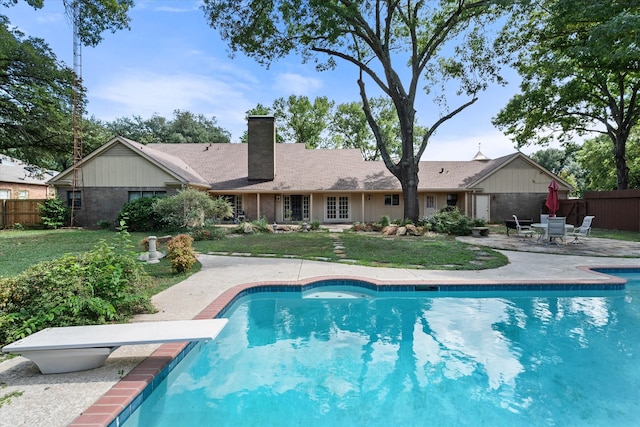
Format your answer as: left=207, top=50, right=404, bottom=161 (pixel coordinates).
left=69, top=1, right=85, bottom=227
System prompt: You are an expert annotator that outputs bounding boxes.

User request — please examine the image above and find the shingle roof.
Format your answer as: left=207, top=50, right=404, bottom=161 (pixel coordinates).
left=120, top=138, right=209, bottom=186
left=0, top=155, right=57, bottom=185
left=147, top=143, right=521, bottom=192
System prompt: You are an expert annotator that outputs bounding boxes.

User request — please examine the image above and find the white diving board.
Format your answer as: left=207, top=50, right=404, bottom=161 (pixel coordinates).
left=1, top=319, right=228, bottom=374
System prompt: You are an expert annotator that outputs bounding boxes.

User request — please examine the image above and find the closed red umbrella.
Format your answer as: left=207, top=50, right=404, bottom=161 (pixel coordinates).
left=545, top=179, right=559, bottom=217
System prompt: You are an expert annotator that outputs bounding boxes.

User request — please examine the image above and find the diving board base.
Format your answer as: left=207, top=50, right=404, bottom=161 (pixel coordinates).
left=20, top=347, right=116, bottom=374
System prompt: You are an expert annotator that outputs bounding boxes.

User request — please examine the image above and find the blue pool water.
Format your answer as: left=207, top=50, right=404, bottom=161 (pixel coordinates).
left=123, top=273, right=640, bottom=426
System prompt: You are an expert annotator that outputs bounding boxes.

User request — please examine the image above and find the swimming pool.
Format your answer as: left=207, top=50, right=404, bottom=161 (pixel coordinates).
left=121, top=271, right=640, bottom=426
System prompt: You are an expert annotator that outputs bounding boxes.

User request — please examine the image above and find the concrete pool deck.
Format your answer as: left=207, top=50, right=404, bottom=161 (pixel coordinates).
left=1, top=246, right=639, bottom=426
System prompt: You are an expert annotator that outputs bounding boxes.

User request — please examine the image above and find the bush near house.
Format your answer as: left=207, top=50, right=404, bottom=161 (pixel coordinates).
left=0, top=240, right=154, bottom=347
left=153, top=189, right=233, bottom=229
left=117, top=196, right=163, bottom=231
left=38, top=198, right=69, bottom=229
left=424, top=207, right=486, bottom=236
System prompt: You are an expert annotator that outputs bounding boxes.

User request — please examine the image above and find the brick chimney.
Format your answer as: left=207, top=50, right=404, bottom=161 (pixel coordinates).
left=248, top=116, right=275, bottom=181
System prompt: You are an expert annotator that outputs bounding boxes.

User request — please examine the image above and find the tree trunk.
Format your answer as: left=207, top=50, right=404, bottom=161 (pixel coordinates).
left=400, top=162, right=420, bottom=222
left=613, top=130, right=630, bottom=190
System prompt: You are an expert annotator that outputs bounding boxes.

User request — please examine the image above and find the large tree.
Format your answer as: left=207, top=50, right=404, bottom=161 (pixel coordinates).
left=1, top=0, right=133, bottom=166
left=0, top=15, right=77, bottom=165
left=493, top=0, right=640, bottom=190
left=105, top=110, right=232, bottom=144
left=202, top=0, right=508, bottom=221
left=577, top=130, right=640, bottom=191
left=272, top=95, right=334, bottom=149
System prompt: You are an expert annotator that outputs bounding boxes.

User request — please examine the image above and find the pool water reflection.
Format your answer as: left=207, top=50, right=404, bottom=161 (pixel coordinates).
left=124, top=274, right=640, bottom=426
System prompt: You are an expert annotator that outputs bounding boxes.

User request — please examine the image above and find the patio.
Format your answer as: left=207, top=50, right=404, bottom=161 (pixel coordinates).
left=457, top=233, right=640, bottom=257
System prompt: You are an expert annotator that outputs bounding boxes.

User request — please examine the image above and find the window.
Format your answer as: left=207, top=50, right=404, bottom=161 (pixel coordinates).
left=426, top=195, right=435, bottom=209
left=128, top=191, right=166, bottom=201
left=327, top=196, right=350, bottom=220
left=0, top=189, right=10, bottom=200
left=17, top=190, right=28, bottom=199
left=384, top=194, right=400, bottom=206
left=446, top=194, right=458, bottom=206
left=67, top=191, right=81, bottom=208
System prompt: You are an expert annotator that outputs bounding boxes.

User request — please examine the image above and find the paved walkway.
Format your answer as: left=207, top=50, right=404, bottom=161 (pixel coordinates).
left=1, top=245, right=639, bottom=426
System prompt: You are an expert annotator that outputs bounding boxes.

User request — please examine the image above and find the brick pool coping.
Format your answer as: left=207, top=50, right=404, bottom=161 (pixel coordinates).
left=68, top=267, right=632, bottom=426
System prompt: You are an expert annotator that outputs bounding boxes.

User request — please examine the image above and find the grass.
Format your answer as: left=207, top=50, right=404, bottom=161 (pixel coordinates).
left=0, top=229, right=197, bottom=293
left=1, top=228, right=511, bottom=279
left=194, top=229, right=509, bottom=270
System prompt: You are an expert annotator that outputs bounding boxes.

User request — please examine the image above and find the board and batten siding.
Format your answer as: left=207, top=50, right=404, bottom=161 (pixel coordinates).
left=477, top=157, right=553, bottom=194
left=81, top=144, right=176, bottom=187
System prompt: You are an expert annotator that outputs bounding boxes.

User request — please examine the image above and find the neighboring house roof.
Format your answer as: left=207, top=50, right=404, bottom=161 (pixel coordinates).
left=0, top=155, right=57, bottom=185
left=49, top=136, right=572, bottom=193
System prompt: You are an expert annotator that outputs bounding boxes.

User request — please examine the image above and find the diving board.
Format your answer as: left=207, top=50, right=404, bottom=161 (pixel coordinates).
left=1, top=319, right=228, bottom=374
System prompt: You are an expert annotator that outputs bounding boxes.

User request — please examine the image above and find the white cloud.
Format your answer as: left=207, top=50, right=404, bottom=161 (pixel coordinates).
left=89, top=70, right=253, bottom=140
left=273, top=73, right=323, bottom=95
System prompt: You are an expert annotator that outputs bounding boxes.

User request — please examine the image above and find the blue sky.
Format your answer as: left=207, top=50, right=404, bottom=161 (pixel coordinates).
left=5, top=0, right=537, bottom=160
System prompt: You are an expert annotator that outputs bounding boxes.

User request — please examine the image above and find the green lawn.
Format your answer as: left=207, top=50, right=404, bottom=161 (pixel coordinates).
left=0, top=228, right=509, bottom=279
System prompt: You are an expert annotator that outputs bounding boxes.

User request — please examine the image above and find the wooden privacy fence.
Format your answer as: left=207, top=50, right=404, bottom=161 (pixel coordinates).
left=0, top=199, right=45, bottom=228
left=559, top=189, right=640, bottom=232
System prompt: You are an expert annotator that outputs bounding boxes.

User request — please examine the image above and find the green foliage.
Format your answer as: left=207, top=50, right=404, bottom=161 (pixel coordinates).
left=38, top=198, right=69, bottom=229
left=0, top=383, right=23, bottom=409
left=153, top=189, right=233, bottom=229
left=189, top=226, right=226, bottom=241
left=167, top=234, right=196, bottom=273
left=0, top=239, right=153, bottom=347
left=494, top=0, right=640, bottom=189
left=106, top=109, right=231, bottom=144
left=309, top=219, right=321, bottom=231
left=0, top=15, right=76, bottom=165
left=96, top=219, right=112, bottom=229
left=231, top=216, right=272, bottom=234
left=577, top=132, right=640, bottom=191
left=117, top=196, right=163, bottom=231
left=272, top=95, right=334, bottom=148
left=424, top=208, right=480, bottom=236
left=379, top=215, right=391, bottom=228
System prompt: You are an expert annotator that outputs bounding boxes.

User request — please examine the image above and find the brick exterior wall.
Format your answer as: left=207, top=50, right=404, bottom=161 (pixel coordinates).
left=57, top=187, right=176, bottom=228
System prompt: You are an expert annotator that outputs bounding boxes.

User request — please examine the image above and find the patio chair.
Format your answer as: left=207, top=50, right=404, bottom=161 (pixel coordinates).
left=547, top=217, right=567, bottom=244
left=568, top=215, right=595, bottom=244
left=513, top=215, right=535, bottom=240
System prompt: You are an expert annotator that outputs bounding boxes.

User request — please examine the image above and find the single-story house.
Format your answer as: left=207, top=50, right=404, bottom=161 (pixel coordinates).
left=0, top=155, right=56, bottom=200
left=49, top=116, right=572, bottom=227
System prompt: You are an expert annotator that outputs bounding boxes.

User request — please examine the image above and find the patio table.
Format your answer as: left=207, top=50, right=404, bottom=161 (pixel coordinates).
left=531, top=223, right=574, bottom=243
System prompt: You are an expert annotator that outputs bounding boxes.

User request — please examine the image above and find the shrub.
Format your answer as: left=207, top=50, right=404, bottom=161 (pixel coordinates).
left=424, top=207, right=478, bottom=235
left=0, top=240, right=153, bottom=347
left=380, top=215, right=391, bottom=228
left=117, top=196, right=162, bottom=232
left=231, top=216, right=272, bottom=234
left=310, top=219, right=321, bottom=230
left=153, top=189, right=233, bottom=229
left=38, top=198, right=69, bottom=229
left=189, top=226, right=226, bottom=241
left=167, top=234, right=197, bottom=273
